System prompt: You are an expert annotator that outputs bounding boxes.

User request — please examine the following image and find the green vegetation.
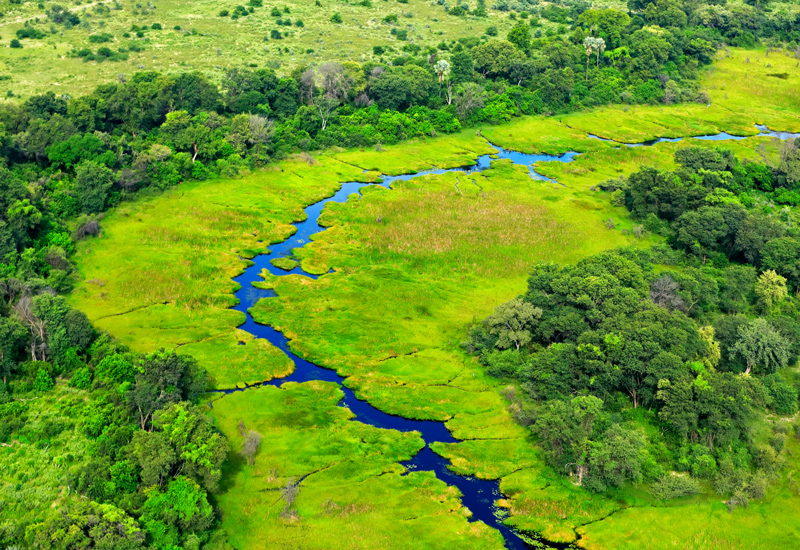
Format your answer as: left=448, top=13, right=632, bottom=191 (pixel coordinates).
left=1, top=0, right=799, bottom=544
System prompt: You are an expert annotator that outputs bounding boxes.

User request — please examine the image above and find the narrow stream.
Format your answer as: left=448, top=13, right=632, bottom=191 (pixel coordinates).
left=217, top=125, right=798, bottom=549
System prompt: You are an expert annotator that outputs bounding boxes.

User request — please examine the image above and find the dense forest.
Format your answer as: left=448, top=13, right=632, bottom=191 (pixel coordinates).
left=1, top=0, right=799, bottom=547
left=466, top=145, right=800, bottom=503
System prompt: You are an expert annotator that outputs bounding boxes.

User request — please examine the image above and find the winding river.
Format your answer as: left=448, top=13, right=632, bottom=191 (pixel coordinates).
left=218, top=124, right=799, bottom=550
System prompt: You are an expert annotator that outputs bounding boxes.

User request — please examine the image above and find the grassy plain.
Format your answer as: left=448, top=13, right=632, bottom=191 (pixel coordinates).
left=0, top=0, right=552, bottom=99
left=67, top=55, right=800, bottom=549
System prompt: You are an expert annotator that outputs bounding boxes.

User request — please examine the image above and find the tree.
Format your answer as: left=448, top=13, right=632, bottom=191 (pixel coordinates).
left=6, top=199, right=42, bottom=247
left=532, top=395, right=604, bottom=485
left=657, top=378, right=698, bottom=440
left=483, top=297, right=542, bottom=351
left=507, top=58, right=537, bottom=86
left=755, top=270, right=788, bottom=311
left=318, top=62, right=353, bottom=101
left=25, top=501, right=145, bottom=550
left=583, top=36, right=606, bottom=80
left=160, top=110, right=211, bottom=163
left=0, top=317, right=26, bottom=381
left=586, top=424, right=645, bottom=491
left=578, top=9, right=630, bottom=48
left=153, top=402, right=229, bottom=492
left=127, top=349, right=209, bottom=430
left=75, top=160, right=114, bottom=214
left=449, top=50, right=473, bottom=84
left=673, top=206, right=728, bottom=263
left=313, top=97, right=338, bottom=131
left=506, top=25, right=531, bottom=53
left=649, top=275, right=686, bottom=311
left=761, top=237, right=800, bottom=294
left=65, top=309, right=95, bottom=350
left=779, top=139, right=800, bottom=186
left=241, top=429, right=262, bottom=466
left=454, top=82, right=486, bottom=121
left=140, top=476, right=213, bottom=548
left=471, top=40, right=525, bottom=77
left=330, top=12, right=342, bottom=23
left=434, top=59, right=450, bottom=96
left=130, top=430, right=177, bottom=488
left=732, top=318, right=790, bottom=375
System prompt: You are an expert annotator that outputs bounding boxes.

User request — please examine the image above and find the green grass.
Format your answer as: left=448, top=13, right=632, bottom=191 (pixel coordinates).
left=209, top=382, right=506, bottom=550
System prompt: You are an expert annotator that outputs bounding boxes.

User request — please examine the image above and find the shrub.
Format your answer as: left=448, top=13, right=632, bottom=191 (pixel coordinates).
left=151, top=22, right=162, bottom=29
left=88, top=32, right=113, bottom=43
left=486, top=26, right=497, bottom=36
left=219, top=9, right=229, bottom=16
left=330, top=12, right=342, bottom=23
left=764, top=373, right=798, bottom=415
left=16, top=27, right=46, bottom=39
left=69, top=367, right=93, bottom=389
left=33, top=369, right=55, bottom=393
left=10, top=39, right=22, bottom=48
left=651, top=474, right=701, bottom=500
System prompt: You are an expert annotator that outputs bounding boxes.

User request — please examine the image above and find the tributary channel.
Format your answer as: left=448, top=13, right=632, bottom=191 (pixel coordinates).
left=218, top=125, right=800, bottom=550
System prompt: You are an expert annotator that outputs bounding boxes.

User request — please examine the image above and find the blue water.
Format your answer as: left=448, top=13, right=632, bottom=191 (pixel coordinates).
left=217, top=126, right=797, bottom=549
left=588, top=123, right=799, bottom=147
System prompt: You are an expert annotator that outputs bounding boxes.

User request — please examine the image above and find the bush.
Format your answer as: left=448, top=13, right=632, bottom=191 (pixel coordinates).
left=486, top=26, right=497, bottom=36
left=16, top=27, right=46, bottom=39
left=764, top=373, right=798, bottom=415
left=151, top=22, right=162, bottom=30
left=69, top=367, right=93, bottom=389
left=10, top=39, right=22, bottom=48
left=219, top=9, right=229, bottom=16
left=33, top=369, right=55, bottom=393
left=650, top=474, right=701, bottom=500
left=88, top=32, right=114, bottom=43
left=330, top=12, right=342, bottom=23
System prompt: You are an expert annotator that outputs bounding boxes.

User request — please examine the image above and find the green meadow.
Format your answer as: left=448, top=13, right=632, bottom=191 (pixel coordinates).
left=66, top=55, right=800, bottom=549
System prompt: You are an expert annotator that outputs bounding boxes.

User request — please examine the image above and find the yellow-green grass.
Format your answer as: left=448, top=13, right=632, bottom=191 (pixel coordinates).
left=210, top=381, right=506, bottom=550
left=0, top=0, right=548, bottom=99
left=68, top=154, right=374, bottom=388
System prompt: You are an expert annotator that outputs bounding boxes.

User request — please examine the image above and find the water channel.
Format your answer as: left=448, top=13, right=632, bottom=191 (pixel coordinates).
left=218, top=124, right=799, bottom=549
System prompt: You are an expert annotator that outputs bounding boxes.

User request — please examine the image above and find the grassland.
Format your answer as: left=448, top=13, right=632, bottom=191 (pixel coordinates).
left=0, top=0, right=557, bottom=99
left=66, top=55, right=800, bottom=549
